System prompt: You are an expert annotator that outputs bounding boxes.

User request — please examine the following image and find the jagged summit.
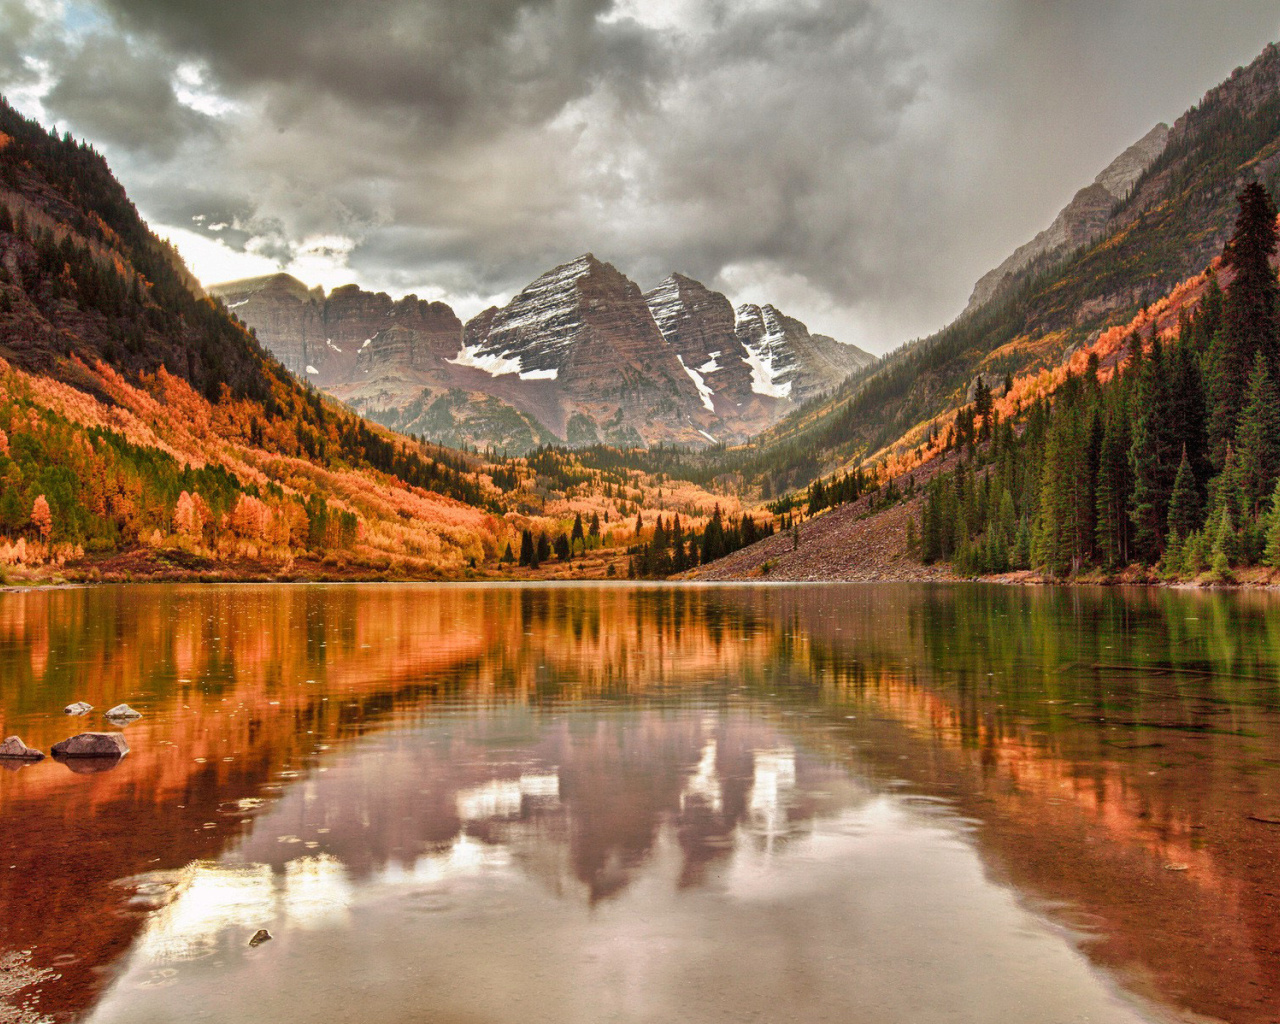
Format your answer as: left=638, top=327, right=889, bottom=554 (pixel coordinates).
left=213, top=255, right=873, bottom=452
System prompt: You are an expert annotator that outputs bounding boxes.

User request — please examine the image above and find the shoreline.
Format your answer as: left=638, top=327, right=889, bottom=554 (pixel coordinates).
left=5, top=560, right=1279, bottom=591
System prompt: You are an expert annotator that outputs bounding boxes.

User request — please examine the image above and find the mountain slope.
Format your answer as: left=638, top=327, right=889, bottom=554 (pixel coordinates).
left=964, top=122, right=1170, bottom=315
left=737, top=41, right=1280, bottom=491
left=0, top=98, right=531, bottom=577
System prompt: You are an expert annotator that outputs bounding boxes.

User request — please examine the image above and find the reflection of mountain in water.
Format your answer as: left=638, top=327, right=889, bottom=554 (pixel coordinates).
left=225, top=709, right=861, bottom=906
left=1, top=584, right=1280, bottom=1024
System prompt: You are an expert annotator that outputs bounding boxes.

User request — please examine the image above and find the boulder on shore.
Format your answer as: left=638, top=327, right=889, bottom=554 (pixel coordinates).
left=64, top=702, right=93, bottom=715
left=50, top=733, right=129, bottom=758
left=0, top=736, right=44, bottom=760
left=105, top=703, right=142, bottom=720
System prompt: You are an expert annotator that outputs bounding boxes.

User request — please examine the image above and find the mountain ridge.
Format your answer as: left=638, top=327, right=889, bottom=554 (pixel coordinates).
left=211, top=256, right=874, bottom=454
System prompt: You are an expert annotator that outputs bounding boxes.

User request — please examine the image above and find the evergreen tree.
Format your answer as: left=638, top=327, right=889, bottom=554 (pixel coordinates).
left=1129, top=336, right=1179, bottom=562
left=1166, top=447, right=1201, bottom=541
left=1265, top=479, right=1280, bottom=567
left=1095, top=394, right=1133, bottom=568
left=1169, top=339, right=1210, bottom=490
left=1208, top=183, right=1280, bottom=467
left=1234, top=351, right=1280, bottom=516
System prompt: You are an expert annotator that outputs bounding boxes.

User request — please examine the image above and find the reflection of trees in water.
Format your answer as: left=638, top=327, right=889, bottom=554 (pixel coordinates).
left=3, top=583, right=1280, bottom=1023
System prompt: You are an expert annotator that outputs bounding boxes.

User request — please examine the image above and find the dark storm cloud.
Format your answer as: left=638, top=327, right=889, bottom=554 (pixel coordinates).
left=0, top=0, right=39, bottom=88
left=4, top=0, right=1280, bottom=346
left=100, top=0, right=662, bottom=132
left=44, top=34, right=214, bottom=158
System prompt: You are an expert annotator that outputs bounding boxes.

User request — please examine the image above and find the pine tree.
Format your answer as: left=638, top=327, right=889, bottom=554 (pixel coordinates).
left=1095, top=395, right=1133, bottom=568
left=1265, top=479, right=1280, bottom=567
left=1169, top=339, right=1209, bottom=489
left=1129, top=336, right=1179, bottom=562
left=1204, top=445, right=1246, bottom=569
left=1208, top=183, right=1280, bottom=467
left=1167, top=447, right=1201, bottom=541
left=1208, top=506, right=1237, bottom=580
left=1234, top=351, right=1280, bottom=516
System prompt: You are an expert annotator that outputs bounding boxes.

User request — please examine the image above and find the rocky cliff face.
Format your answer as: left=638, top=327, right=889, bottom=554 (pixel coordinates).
left=216, top=274, right=327, bottom=380
left=965, top=122, right=1170, bottom=315
left=734, top=303, right=873, bottom=403
left=644, top=274, right=873, bottom=436
left=214, top=256, right=873, bottom=452
left=455, top=255, right=715, bottom=446
left=645, top=273, right=759, bottom=411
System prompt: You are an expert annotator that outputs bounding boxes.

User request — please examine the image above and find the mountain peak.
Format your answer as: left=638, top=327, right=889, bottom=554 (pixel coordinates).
left=211, top=272, right=318, bottom=303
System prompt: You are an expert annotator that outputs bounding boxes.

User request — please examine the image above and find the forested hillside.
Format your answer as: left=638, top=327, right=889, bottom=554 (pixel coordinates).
left=913, top=184, right=1280, bottom=582
left=724, top=43, right=1280, bottom=498
left=0, top=99, right=751, bottom=581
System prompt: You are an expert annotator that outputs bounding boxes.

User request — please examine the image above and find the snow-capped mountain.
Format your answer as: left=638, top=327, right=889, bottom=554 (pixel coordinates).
left=211, top=256, right=873, bottom=453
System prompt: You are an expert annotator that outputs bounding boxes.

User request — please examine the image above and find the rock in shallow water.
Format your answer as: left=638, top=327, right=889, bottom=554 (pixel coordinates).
left=248, top=929, right=272, bottom=947
left=0, top=736, right=44, bottom=760
left=105, top=703, right=142, bottom=720
left=64, top=701, right=92, bottom=715
left=51, top=732, right=129, bottom=758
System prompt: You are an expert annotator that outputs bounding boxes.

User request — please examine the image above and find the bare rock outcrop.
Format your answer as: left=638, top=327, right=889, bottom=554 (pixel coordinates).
left=0, top=736, right=44, bottom=760
left=51, top=733, right=129, bottom=758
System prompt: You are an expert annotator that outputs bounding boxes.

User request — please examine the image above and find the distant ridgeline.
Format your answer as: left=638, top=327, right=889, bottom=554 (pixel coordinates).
left=0, top=99, right=754, bottom=580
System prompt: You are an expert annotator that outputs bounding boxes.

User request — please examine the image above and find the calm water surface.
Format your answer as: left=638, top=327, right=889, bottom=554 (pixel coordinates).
left=1, top=583, right=1279, bottom=1024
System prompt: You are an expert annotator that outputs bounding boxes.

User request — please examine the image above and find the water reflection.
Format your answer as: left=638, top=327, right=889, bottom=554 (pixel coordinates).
left=0, top=584, right=1277, bottom=1023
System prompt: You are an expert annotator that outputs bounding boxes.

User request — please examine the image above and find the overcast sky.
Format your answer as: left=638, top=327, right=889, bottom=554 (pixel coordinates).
left=2, top=0, right=1278, bottom=352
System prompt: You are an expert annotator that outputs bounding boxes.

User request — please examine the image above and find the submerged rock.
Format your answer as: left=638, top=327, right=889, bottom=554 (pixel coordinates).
left=0, top=736, right=44, bottom=760
left=51, top=732, right=129, bottom=758
left=248, top=929, right=272, bottom=947
left=105, top=703, right=142, bottom=720
left=64, top=702, right=93, bottom=715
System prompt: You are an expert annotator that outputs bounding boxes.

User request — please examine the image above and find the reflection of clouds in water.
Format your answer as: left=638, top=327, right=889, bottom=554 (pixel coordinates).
left=125, top=709, right=854, bottom=973
left=393, top=835, right=512, bottom=886
left=132, top=855, right=353, bottom=964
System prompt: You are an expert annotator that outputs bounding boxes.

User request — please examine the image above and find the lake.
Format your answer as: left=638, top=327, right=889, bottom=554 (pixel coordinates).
left=1, top=583, right=1278, bottom=1024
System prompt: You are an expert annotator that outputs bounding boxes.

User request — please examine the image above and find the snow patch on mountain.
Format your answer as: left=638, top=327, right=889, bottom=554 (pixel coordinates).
left=736, top=305, right=795, bottom=398
left=449, top=343, right=524, bottom=378
left=677, top=354, right=715, bottom=411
